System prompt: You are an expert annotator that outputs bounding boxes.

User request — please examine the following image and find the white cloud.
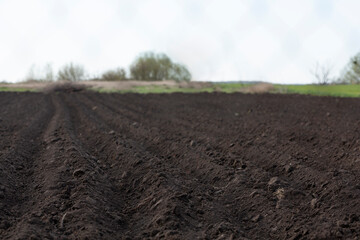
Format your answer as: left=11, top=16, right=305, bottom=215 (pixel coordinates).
left=334, top=0, right=360, bottom=27
left=272, top=63, right=312, bottom=84
left=269, top=0, right=314, bottom=28
left=301, top=26, right=345, bottom=62
left=204, top=0, right=250, bottom=31
left=135, top=0, right=182, bottom=34
left=237, top=26, right=281, bottom=69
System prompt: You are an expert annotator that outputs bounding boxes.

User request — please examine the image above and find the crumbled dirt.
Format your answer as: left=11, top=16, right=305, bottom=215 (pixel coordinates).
left=42, top=82, right=88, bottom=93
left=1, top=92, right=360, bottom=239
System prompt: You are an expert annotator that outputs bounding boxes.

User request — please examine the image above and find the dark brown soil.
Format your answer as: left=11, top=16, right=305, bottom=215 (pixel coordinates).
left=1, top=91, right=360, bottom=239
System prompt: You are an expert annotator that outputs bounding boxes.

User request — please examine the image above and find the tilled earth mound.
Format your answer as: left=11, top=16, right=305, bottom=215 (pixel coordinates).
left=0, top=92, right=360, bottom=239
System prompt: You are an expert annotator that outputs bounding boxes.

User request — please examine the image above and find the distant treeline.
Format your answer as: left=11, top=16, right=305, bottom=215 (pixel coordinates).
left=24, top=51, right=360, bottom=85
left=24, top=52, right=191, bottom=82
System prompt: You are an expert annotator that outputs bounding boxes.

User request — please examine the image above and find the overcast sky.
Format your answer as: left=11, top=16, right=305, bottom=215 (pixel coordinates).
left=1, top=0, right=360, bottom=83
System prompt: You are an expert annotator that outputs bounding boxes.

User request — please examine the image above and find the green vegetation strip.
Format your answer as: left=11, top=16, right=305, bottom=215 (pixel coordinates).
left=117, top=83, right=360, bottom=97
left=2, top=83, right=360, bottom=98
left=0, top=87, right=37, bottom=92
left=274, top=84, right=360, bottom=98
left=214, top=83, right=250, bottom=93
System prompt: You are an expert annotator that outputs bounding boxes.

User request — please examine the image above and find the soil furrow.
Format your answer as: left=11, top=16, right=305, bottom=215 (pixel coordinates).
left=63, top=93, right=235, bottom=239
left=1, top=91, right=360, bottom=239
left=30, top=93, right=127, bottom=239
left=69, top=93, right=274, bottom=238
left=0, top=94, right=54, bottom=239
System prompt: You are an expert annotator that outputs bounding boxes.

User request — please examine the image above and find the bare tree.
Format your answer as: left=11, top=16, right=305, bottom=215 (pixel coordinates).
left=25, top=64, right=37, bottom=82
left=310, top=62, right=333, bottom=85
left=57, top=63, right=85, bottom=82
left=44, top=63, right=54, bottom=81
left=24, top=63, right=55, bottom=82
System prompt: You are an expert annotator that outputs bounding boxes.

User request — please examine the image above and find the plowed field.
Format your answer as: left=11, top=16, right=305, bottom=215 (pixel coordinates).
left=1, top=92, right=360, bottom=239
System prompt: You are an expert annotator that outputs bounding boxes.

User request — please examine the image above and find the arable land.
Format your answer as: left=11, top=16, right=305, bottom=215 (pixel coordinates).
left=1, top=91, right=360, bottom=239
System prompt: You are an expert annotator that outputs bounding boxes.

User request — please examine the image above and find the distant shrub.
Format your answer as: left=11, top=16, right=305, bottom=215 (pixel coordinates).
left=169, top=63, right=191, bottom=82
left=341, top=52, right=360, bottom=84
left=57, top=63, right=85, bottom=82
left=101, top=68, right=127, bottom=81
left=130, top=52, right=191, bottom=81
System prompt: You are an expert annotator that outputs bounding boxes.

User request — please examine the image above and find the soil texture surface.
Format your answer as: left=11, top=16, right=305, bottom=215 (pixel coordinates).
left=1, top=92, right=360, bottom=239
